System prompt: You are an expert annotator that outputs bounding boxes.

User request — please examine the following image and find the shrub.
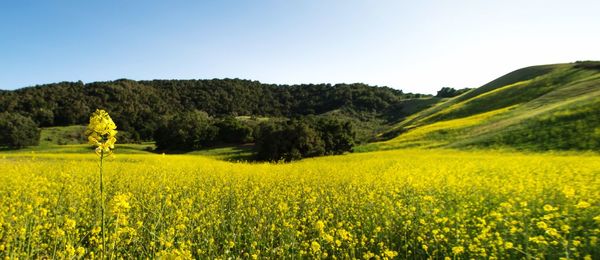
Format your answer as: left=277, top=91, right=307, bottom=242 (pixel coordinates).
left=0, top=112, right=40, bottom=148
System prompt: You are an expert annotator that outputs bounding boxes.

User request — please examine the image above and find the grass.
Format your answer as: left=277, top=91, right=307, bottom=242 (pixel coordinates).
left=368, top=106, right=517, bottom=150
left=39, top=125, right=86, bottom=146
left=187, top=144, right=255, bottom=161
left=375, top=62, right=600, bottom=152
left=3, top=143, right=155, bottom=154
left=380, top=64, right=567, bottom=135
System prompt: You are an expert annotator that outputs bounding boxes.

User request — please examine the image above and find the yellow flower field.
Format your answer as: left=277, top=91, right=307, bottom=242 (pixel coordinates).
left=0, top=149, right=599, bottom=259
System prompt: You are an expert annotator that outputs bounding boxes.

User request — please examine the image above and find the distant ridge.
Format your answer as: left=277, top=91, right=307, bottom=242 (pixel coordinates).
left=373, top=61, right=600, bottom=151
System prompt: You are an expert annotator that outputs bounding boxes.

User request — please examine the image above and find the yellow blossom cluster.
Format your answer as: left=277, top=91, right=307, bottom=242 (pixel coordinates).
left=84, top=109, right=117, bottom=156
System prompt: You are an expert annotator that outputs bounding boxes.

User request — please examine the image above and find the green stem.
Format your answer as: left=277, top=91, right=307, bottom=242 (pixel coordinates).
left=100, top=150, right=106, bottom=259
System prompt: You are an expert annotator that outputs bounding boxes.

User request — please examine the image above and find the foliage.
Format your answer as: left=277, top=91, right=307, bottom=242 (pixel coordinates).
left=0, top=149, right=598, bottom=258
left=154, top=110, right=218, bottom=151
left=435, top=87, right=471, bottom=98
left=574, top=60, right=600, bottom=70
left=0, top=79, right=425, bottom=141
left=255, top=117, right=355, bottom=161
left=214, top=117, right=253, bottom=144
left=0, top=112, right=40, bottom=148
left=255, top=120, right=324, bottom=161
left=312, top=117, right=355, bottom=154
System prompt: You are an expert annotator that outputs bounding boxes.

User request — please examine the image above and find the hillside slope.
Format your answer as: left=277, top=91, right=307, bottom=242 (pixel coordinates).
left=372, top=61, right=600, bottom=151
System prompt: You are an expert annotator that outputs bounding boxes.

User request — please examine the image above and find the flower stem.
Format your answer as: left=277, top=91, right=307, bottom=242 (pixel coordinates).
left=100, top=150, right=106, bottom=259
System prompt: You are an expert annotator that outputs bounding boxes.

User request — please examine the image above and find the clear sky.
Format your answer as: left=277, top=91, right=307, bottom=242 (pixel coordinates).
left=1, top=0, right=599, bottom=94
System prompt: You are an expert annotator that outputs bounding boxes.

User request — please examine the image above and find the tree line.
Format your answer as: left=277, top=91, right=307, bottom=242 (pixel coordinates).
left=0, top=78, right=430, bottom=159
left=0, top=78, right=426, bottom=141
left=153, top=111, right=355, bottom=161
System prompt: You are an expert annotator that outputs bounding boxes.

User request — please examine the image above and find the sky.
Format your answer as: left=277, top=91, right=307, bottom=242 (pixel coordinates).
left=1, top=0, right=599, bottom=94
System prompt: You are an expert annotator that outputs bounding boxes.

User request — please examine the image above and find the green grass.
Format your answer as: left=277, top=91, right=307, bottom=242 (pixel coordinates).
left=373, top=62, right=600, bottom=152
left=187, top=144, right=255, bottom=161
left=6, top=141, right=257, bottom=161
left=380, top=64, right=569, bottom=135
left=39, top=125, right=86, bottom=146
left=3, top=143, right=156, bottom=154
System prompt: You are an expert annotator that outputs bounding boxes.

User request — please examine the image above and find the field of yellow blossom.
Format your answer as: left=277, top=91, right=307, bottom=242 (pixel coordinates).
left=0, top=149, right=599, bottom=259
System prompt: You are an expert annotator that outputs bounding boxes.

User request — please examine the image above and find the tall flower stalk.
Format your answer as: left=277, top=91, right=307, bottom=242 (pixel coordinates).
left=85, top=109, right=117, bottom=259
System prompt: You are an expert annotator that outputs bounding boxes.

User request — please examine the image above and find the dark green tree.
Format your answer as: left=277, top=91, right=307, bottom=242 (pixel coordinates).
left=0, top=112, right=40, bottom=148
left=254, top=117, right=355, bottom=162
left=313, top=117, right=355, bottom=155
left=436, top=87, right=471, bottom=98
left=154, top=110, right=218, bottom=151
left=214, top=117, right=253, bottom=144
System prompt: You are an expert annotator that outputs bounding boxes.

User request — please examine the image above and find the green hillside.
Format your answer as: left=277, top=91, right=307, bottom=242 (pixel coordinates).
left=39, top=125, right=86, bottom=146
left=370, top=61, right=600, bottom=151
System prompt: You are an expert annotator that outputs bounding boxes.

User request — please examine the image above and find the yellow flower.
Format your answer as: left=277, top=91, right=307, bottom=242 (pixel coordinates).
left=537, top=221, right=548, bottom=229
left=311, top=241, right=320, bottom=253
left=562, top=187, right=575, bottom=198
left=505, top=242, right=513, bottom=249
left=76, top=247, right=86, bottom=257
left=64, top=217, right=76, bottom=230
left=576, top=201, right=591, bottom=209
left=452, top=246, right=464, bottom=255
left=383, top=250, right=398, bottom=258
left=315, top=220, right=325, bottom=231
left=324, top=234, right=334, bottom=243
left=85, top=109, right=117, bottom=156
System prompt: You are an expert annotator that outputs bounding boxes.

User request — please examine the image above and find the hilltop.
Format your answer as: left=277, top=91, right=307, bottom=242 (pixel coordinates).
left=368, top=61, right=600, bottom=152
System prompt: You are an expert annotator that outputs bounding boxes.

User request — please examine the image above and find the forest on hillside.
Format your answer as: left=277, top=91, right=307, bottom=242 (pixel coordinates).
left=0, top=79, right=440, bottom=160
left=0, top=79, right=430, bottom=141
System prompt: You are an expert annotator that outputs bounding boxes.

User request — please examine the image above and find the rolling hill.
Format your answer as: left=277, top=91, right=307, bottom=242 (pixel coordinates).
left=3, top=61, right=600, bottom=155
left=369, top=61, right=600, bottom=151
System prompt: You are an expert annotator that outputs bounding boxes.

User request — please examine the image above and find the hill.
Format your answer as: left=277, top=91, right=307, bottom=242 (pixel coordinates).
left=369, top=61, right=600, bottom=151
left=0, top=79, right=434, bottom=142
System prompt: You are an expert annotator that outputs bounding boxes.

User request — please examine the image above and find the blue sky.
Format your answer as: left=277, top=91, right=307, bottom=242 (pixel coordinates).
left=1, top=0, right=599, bottom=93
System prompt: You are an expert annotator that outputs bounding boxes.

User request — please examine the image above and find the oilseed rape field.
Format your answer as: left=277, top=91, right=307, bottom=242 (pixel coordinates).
left=1, top=149, right=599, bottom=259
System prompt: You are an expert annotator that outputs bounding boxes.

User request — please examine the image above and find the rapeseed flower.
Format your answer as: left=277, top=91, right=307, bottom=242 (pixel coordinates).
left=85, top=109, right=117, bottom=156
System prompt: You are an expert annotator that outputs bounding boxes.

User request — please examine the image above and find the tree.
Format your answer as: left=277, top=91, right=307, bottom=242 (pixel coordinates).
left=254, top=117, right=355, bottom=162
left=154, top=110, right=218, bottom=151
left=314, top=117, right=355, bottom=155
left=0, top=112, right=40, bottom=148
left=0, top=79, right=418, bottom=142
left=255, top=120, right=324, bottom=162
left=214, top=117, right=253, bottom=144
left=436, top=87, right=471, bottom=98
